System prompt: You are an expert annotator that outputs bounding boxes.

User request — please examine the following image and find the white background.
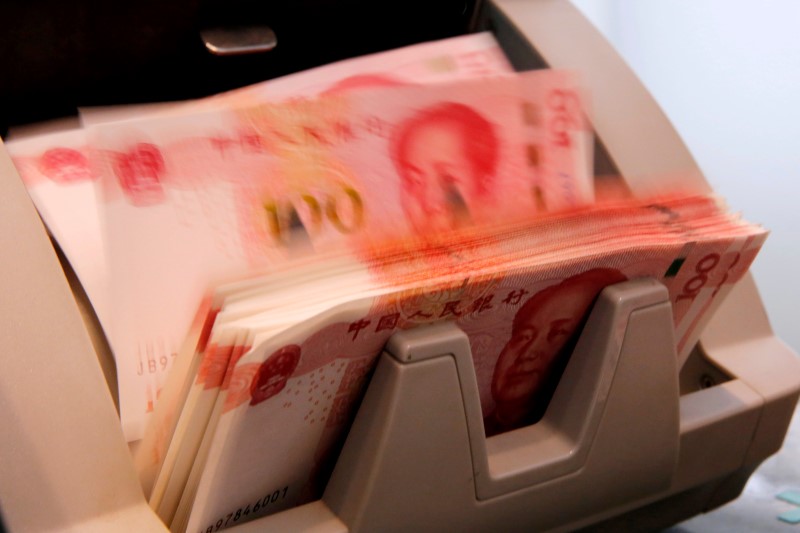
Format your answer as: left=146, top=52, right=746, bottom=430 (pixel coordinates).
left=571, top=0, right=800, bottom=354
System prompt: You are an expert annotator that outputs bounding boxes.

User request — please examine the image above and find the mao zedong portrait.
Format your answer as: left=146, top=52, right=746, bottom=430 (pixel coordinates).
left=484, top=268, right=627, bottom=436
left=390, top=102, right=499, bottom=233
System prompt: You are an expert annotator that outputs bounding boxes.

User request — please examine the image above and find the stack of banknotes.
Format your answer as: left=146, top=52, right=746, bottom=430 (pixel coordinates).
left=3, top=32, right=766, bottom=532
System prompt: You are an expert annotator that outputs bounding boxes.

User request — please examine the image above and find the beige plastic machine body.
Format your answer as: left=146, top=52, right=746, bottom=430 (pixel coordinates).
left=1, top=1, right=798, bottom=532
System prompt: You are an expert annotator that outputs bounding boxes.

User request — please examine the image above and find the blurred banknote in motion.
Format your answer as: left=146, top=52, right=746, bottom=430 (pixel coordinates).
left=88, top=64, right=590, bottom=442
left=2, top=31, right=523, bottom=442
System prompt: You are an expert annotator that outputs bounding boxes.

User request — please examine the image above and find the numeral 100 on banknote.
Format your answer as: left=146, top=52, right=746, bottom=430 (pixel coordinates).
left=262, top=184, right=365, bottom=245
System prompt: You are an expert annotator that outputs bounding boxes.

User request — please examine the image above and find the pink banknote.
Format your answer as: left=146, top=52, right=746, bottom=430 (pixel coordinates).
left=91, top=68, right=590, bottom=442
left=180, top=211, right=765, bottom=531
left=2, top=129, right=109, bottom=325
left=4, top=31, right=517, bottom=443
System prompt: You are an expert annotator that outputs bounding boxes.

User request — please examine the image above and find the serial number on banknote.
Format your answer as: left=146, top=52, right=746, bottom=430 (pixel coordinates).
left=200, top=485, right=289, bottom=533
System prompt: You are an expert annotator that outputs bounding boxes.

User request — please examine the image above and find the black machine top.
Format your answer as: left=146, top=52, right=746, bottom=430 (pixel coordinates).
left=0, top=0, right=483, bottom=134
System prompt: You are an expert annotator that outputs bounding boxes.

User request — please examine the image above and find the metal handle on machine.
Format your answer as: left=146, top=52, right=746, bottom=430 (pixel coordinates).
left=201, top=25, right=277, bottom=56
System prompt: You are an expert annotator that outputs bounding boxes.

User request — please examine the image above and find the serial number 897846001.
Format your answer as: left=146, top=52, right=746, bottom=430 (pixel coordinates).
left=201, top=486, right=289, bottom=533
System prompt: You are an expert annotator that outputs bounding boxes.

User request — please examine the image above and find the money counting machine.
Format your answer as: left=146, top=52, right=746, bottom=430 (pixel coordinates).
left=1, top=0, right=799, bottom=531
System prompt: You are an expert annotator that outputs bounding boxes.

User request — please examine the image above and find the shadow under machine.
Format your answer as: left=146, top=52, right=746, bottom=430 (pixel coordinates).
left=0, top=1, right=798, bottom=531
